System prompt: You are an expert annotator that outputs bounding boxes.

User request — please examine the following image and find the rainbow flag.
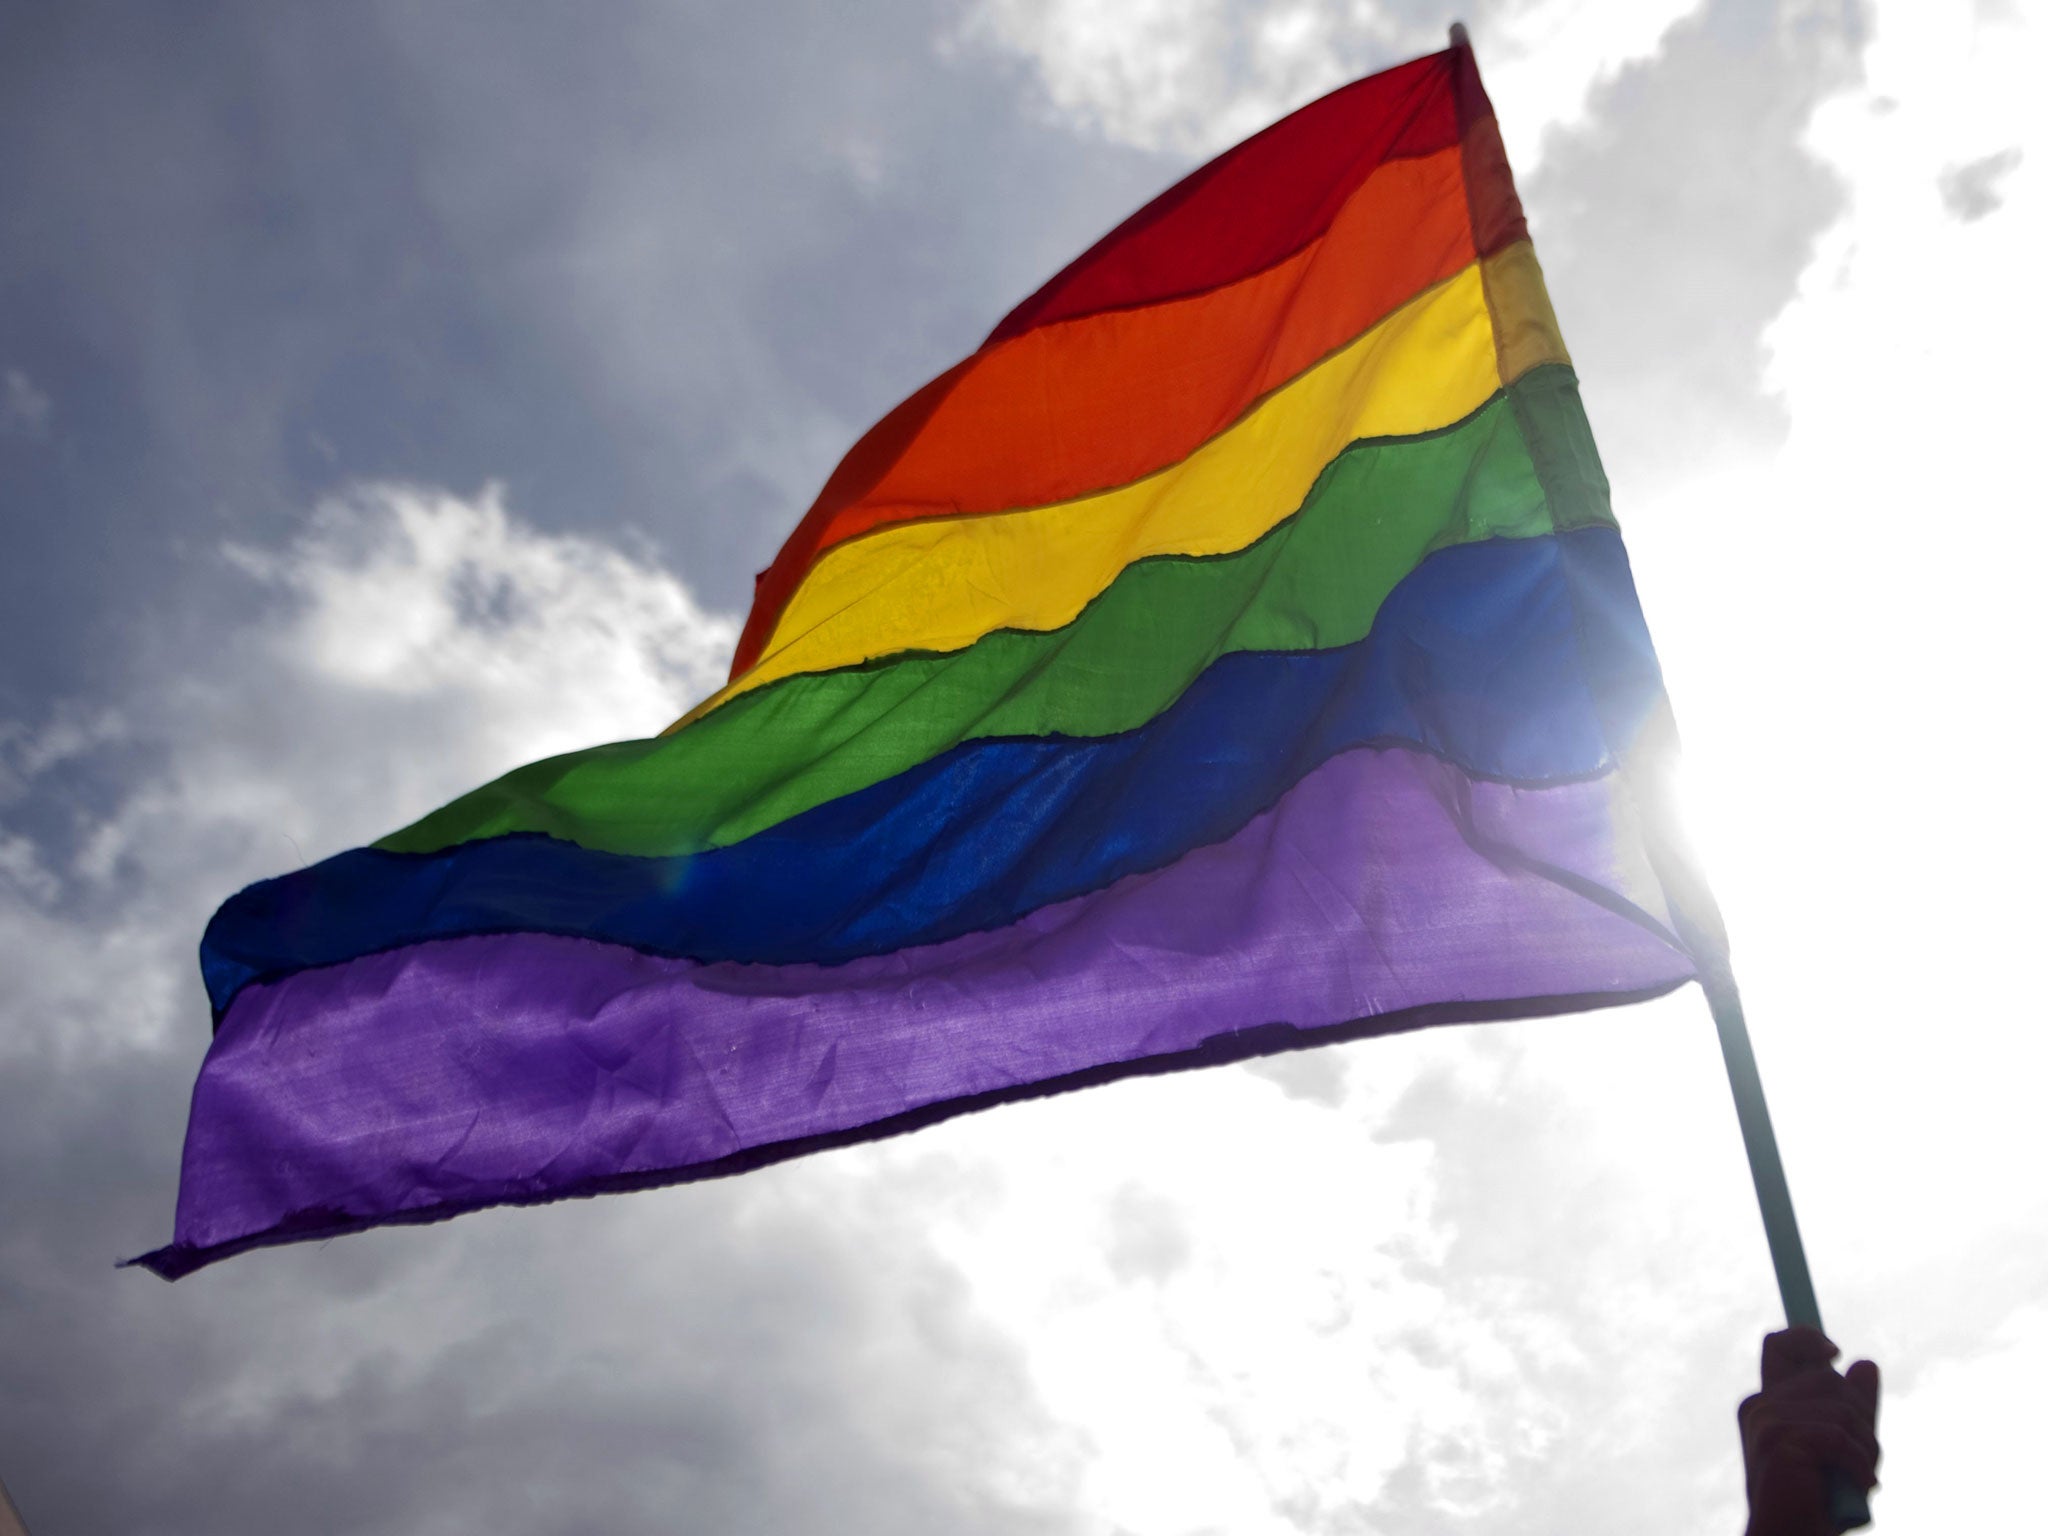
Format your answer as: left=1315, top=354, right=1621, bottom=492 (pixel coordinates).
left=138, top=40, right=1699, bottom=1279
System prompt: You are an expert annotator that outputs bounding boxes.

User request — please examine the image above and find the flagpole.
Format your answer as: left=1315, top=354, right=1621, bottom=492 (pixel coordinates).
left=1446, top=8, right=1872, bottom=1500
left=1593, top=703, right=1868, bottom=1528
left=1698, top=959, right=1822, bottom=1328
left=1419, top=43, right=1820, bottom=1316
left=1705, top=967, right=1873, bottom=1533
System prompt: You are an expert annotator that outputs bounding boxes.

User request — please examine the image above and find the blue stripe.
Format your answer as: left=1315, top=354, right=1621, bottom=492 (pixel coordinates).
left=202, top=527, right=1662, bottom=1013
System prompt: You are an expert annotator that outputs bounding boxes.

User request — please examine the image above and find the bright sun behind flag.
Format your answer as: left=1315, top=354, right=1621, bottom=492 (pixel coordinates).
left=138, top=36, right=1703, bottom=1280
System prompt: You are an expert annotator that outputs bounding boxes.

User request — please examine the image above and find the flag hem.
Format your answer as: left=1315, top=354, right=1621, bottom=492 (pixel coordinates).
left=130, top=976, right=1690, bottom=1281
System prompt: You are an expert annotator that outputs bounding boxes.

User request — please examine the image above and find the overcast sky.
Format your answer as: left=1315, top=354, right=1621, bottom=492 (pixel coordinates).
left=1, top=1, right=2041, bottom=1531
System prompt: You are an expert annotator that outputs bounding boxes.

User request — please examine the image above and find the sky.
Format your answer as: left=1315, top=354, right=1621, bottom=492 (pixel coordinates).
left=0, top=0, right=2041, bottom=1531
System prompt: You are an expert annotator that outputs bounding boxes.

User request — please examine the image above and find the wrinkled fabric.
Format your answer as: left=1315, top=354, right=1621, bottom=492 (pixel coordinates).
left=144, top=745, right=1691, bottom=1276
left=207, top=528, right=1659, bottom=1010
left=141, top=39, right=1690, bottom=1279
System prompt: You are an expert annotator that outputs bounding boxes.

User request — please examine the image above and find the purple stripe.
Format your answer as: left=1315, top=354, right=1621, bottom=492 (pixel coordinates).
left=152, top=746, right=1694, bottom=1272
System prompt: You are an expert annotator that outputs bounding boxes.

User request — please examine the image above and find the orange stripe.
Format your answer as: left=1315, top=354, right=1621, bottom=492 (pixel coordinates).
left=734, top=147, right=1474, bottom=677
left=688, top=258, right=1531, bottom=723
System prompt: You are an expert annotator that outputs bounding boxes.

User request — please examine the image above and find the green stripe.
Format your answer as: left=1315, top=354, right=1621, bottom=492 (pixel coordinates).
left=380, top=366, right=1611, bottom=859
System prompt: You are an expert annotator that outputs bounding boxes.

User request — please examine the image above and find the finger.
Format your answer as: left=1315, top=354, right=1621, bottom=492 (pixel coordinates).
left=1798, top=1395, right=1883, bottom=1465
left=1805, top=1410, right=1879, bottom=1481
left=1750, top=1395, right=1882, bottom=1469
left=1767, top=1367, right=1856, bottom=1405
left=1758, top=1420, right=1879, bottom=1490
left=1762, top=1326, right=1840, bottom=1387
left=1845, top=1358, right=1881, bottom=1422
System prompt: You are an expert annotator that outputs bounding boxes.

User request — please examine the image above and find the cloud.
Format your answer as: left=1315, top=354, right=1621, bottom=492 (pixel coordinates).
left=1478, top=0, right=1708, bottom=172
left=1937, top=145, right=2023, bottom=220
left=1525, top=0, right=1869, bottom=501
left=8, top=4, right=2035, bottom=1533
left=1242, top=1045, right=1351, bottom=1108
left=0, top=483, right=736, bottom=1070
left=0, top=486, right=1090, bottom=1534
left=1612, top=0, right=2048, bottom=1488
left=880, top=1001, right=1789, bottom=1536
left=0, top=1, right=1172, bottom=706
left=954, top=0, right=1384, bottom=156
left=1103, top=1183, right=1196, bottom=1286
left=4, top=478, right=739, bottom=1059
left=1, top=367, right=51, bottom=439
left=954, top=0, right=1704, bottom=164
left=222, top=481, right=734, bottom=770
left=1877, top=1301, right=2048, bottom=1527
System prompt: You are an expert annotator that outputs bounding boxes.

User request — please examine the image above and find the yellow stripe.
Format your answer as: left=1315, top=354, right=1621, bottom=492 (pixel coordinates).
left=1480, top=238, right=1571, bottom=382
left=682, top=246, right=1560, bottom=727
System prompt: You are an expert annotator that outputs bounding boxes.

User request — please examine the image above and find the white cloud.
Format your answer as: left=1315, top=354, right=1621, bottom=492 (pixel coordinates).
left=1878, top=1301, right=2048, bottom=1528
left=0, top=481, right=1084, bottom=1534
left=853, top=988, right=1774, bottom=1535
left=223, top=481, right=732, bottom=759
left=1632, top=0, right=2048, bottom=1198
left=952, top=0, right=1702, bottom=166
left=1, top=484, right=735, bottom=1063
left=1480, top=0, right=1706, bottom=172
left=954, top=0, right=1378, bottom=156
left=1613, top=0, right=2048, bottom=1506
left=1937, top=145, right=2024, bottom=222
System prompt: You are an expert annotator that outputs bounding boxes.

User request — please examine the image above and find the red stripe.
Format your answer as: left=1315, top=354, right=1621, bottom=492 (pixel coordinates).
left=1451, top=38, right=1528, bottom=257
left=987, top=52, right=1457, bottom=342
